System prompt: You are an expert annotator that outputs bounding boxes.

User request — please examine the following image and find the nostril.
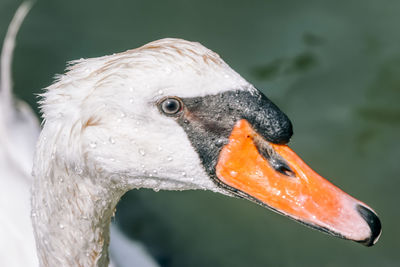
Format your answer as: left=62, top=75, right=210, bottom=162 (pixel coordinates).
left=356, top=204, right=382, bottom=246
left=266, top=157, right=295, bottom=177
left=275, top=163, right=295, bottom=177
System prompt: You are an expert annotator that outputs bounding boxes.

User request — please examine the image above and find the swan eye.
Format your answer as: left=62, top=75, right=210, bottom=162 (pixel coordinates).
left=160, top=97, right=182, bottom=115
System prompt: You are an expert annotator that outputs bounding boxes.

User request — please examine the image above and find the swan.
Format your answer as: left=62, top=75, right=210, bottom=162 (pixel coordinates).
left=1, top=3, right=382, bottom=266
left=30, top=32, right=382, bottom=266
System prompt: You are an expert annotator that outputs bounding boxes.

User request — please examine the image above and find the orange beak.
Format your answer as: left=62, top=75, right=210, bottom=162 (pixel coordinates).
left=216, top=119, right=381, bottom=245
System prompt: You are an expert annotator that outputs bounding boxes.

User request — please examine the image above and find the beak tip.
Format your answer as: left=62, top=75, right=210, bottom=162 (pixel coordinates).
left=356, top=204, right=382, bottom=247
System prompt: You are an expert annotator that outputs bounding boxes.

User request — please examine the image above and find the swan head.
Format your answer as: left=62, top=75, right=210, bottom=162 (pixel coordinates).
left=37, top=38, right=381, bottom=246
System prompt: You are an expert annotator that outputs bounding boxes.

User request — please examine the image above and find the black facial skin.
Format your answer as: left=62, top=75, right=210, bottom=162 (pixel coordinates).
left=172, top=88, right=293, bottom=175
left=168, top=88, right=296, bottom=208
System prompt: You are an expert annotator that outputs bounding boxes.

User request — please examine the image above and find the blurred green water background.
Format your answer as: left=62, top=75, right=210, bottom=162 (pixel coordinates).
left=1, top=0, right=399, bottom=266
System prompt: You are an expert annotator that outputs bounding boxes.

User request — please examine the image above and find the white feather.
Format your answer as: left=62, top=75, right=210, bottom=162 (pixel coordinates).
left=0, top=2, right=39, bottom=267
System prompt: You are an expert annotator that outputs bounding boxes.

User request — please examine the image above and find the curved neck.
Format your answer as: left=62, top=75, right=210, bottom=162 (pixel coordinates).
left=31, top=166, right=125, bottom=267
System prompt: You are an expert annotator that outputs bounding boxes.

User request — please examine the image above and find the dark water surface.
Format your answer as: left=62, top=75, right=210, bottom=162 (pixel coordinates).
left=1, top=0, right=399, bottom=266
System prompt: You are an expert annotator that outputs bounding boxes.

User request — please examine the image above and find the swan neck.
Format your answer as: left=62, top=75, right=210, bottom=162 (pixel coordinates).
left=31, top=167, right=124, bottom=267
